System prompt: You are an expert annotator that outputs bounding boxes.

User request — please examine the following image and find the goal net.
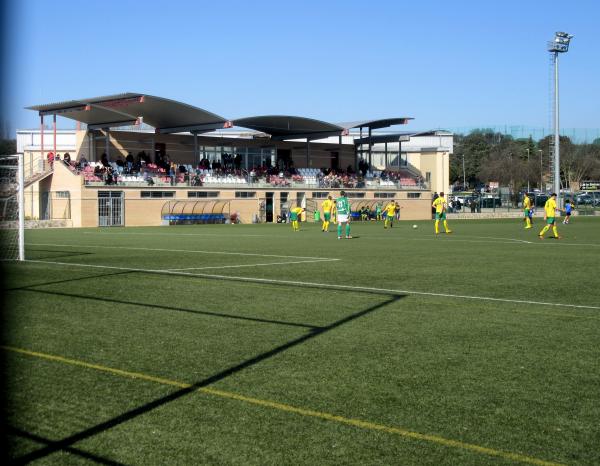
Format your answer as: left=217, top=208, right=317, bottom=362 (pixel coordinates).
left=0, top=154, right=25, bottom=261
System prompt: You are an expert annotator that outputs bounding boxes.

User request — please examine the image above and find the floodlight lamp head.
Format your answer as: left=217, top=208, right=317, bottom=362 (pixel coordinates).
left=548, top=31, right=572, bottom=53
left=555, top=31, right=573, bottom=39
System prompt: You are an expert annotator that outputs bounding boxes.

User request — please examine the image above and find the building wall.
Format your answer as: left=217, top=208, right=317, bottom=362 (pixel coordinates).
left=69, top=187, right=432, bottom=226
left=420, top=151, right=449, bottom=195
left=16, top=128, right=446, bottom=227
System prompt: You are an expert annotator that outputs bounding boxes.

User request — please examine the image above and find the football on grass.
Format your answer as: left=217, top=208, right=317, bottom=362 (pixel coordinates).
left=413, top=224, right=418, bottom=229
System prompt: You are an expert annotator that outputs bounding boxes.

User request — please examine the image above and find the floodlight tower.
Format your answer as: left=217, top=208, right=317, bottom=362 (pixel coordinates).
left=547, top=31, right=573, bottom=206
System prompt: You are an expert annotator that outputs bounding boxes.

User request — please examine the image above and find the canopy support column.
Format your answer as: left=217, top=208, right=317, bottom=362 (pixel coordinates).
left=87, top=130, right=92, bottom=161
left=193, top=132, right=198, bottom=165
left=368, top=127, right=372, bottom=170
left=306, top=138, right=310, bottom=167
left=105, top=128, right=110, bottom=161
left=359, top=126, right=363, bottom=164
left=53, top=114, right=57, bottom=160
left=385, top=142, right=388, bottom=168
left=398, top=141, right=402, bottom=169
left=40, top=115, right=44, bottom=167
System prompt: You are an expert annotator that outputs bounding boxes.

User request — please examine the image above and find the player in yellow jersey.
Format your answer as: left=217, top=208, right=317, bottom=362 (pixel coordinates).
left=383, top=200, right=397, bottom=229
left=538, top=193, right=562, bottom=239
left=321, top=196, right=333, bottom=232
left=289, top=207, right=304, bottom=232
left=432, top=192, right=452, bottom=234
left=523, top=193, right=532, bottom=229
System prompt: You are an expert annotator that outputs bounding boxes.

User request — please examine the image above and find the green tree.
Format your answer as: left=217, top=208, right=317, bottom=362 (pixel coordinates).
left=478, top=138, right=528, bottom=203
left=561, top=144, right=600, bottom=190
left=451, top=130, right=517, bottom=188
left=0, top=139, right=16, bottom=155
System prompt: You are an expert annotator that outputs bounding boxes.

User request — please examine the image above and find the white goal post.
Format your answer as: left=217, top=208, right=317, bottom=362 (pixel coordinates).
left=0, top=154, right=25, bottom=261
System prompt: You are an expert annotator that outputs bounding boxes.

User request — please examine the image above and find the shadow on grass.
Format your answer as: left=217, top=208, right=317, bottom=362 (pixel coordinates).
left=7, top=426, right=124, bottom=466
left=13, top=286, right=321, bottom=330
left=11, top=293, right=405, bottom=464
left=3, top=271, right=133, bottom=292
left=25, top=249, right=95, bottom=261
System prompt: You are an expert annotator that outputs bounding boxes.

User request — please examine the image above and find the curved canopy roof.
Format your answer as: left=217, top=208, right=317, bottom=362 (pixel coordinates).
left=27, top=93, right=229, bottom=133
left=338, top=118, right=413, bottom=130
left=27, top=93, right=414, bottom=138
left=353, top=130, right=452, bottom=145
left=232, top=115, right=344, bottom=140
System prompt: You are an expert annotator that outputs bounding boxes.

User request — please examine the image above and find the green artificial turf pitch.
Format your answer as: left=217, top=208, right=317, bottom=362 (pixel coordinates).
left=2, top=218, right=600, bottom=465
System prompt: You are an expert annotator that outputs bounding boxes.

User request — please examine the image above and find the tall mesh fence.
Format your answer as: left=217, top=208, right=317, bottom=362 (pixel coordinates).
left=0, top=155, right=24, bottom=261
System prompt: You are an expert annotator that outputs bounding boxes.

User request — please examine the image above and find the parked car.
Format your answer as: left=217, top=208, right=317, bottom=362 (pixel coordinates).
left=480, top=196, right=502, bottom=208
left=527, top=193, right=549, bottom=207
left=575, top=194, right=594, bottom=205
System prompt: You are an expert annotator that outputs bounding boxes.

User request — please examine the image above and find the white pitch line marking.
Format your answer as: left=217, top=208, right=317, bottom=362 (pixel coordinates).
left=22, top=259, right=600, bottom=311
left=166, top=258, right=338, bottom=271
left=82, top=231, right=272, bottom=238
left=74, top=230, right=600, bottom=247
left=360, top=236, right=532, bottom=245
left=26, top=243, right=334, bottom=261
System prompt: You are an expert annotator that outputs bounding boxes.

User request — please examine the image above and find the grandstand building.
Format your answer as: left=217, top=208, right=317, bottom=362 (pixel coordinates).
left=18, top=93, right=452, bottom=226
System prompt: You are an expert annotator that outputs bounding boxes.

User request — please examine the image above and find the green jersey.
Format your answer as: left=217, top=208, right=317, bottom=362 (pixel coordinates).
left=335, top=197, right=350, bottom=215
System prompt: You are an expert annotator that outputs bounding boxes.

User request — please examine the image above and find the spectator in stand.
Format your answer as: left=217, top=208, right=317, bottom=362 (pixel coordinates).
left=63, top=152, right=71, bottom=165
left=105, top=166, right=116, bottom=185
left=126, top=152, right=134, bottom=173
left=142, top=168, right=154, bottom=185
left=115, top=156, right=125, bottom=174
left=47, top=152, right=55, bottom=168
left=101, top=153, right=110, bottom=167
left=170, top=161, right=177, bottom=185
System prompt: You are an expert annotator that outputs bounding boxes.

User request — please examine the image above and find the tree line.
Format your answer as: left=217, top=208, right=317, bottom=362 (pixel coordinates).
left=450, top=130, right=600, bottom=192
left=0, top=139, right=16, bottom=156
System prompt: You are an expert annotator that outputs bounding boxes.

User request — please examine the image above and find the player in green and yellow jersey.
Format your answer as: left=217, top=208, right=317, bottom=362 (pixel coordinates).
left=335, top=191, right=352, bottom=239
left=538, top=193, right=562, bottom=239
left=321, top=196, right=333, bottom=232
left=432, top=192, right=452, bottom=235
left=289, top=207, right=304, bottom=232
left=375, top=202, right=383, bottom=221
left=383, top=200, right=397, bottom=229
left=523, top=193, right=532, bottom=229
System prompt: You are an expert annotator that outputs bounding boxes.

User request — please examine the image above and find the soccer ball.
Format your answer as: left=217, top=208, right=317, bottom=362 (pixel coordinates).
left=412, top=224, right=418, bottom=229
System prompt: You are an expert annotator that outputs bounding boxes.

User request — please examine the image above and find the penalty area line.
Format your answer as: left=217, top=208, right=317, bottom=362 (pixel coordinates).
left=2, top=345, right=564, bottom=466
left=25, top=243, right=333, bottom=261
left=23, top=259, right=600, bottom=311
left=166, top=258, right=339, bottom=272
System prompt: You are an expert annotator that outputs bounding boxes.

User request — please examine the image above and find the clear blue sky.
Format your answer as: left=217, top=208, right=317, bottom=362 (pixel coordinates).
left=3, top=0, right=600, bottom=135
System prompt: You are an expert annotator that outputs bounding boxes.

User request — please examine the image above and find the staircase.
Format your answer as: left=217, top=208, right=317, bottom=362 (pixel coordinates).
left=24, top=159, right=53, bottom=188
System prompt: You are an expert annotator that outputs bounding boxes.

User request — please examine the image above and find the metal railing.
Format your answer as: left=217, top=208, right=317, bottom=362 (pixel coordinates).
left=82, top=171, right=429, bottom=191
left=447, top=192, right=600, bottom=216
